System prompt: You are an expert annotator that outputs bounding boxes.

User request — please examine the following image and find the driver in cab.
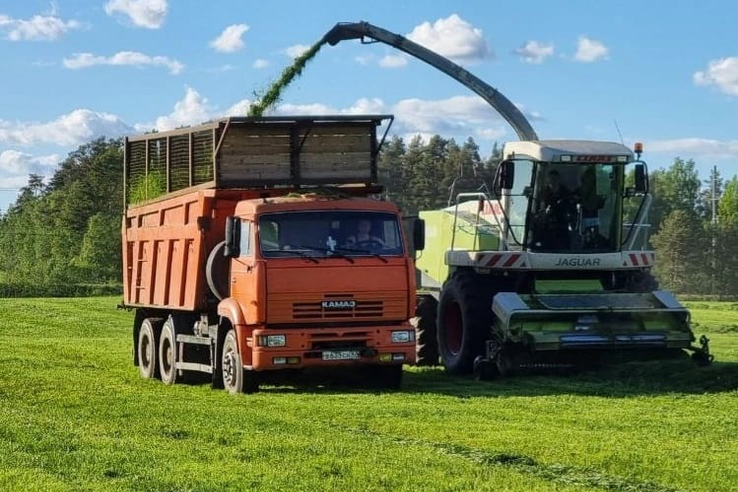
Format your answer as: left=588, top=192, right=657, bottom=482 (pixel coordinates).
left=344, top=219, right=385, bottom=248
left=533, top=169, right=573, bottom=250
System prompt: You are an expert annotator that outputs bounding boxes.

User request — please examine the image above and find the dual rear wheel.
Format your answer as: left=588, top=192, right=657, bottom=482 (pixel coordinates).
left=137, top=315, right=259, bottom=393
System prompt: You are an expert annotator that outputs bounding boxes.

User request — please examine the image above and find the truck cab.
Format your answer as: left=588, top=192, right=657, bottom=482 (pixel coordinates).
left=218, top=196, right=417, bottom=378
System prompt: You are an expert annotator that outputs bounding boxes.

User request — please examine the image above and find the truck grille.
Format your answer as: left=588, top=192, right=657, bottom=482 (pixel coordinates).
left=293, top=299, right=384, bottom=319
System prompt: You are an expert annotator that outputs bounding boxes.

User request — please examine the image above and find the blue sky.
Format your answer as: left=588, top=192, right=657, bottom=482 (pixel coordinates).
left=1, top=0, right=737, bottom=211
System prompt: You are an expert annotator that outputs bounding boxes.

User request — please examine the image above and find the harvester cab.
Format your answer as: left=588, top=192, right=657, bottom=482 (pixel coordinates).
left=489, top=140, right=647, bottom=255
left=415, top=140, right=714, bottom=377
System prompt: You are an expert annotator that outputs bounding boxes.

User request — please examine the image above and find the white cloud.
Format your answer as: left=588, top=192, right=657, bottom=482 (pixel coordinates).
left=0, top=150, right=59, bottom=175
left=354, top=52, right=408, bottom=69
left=392, top=95, right=506, bottom=139
left=406, top=14, right=491, bottom=64
left=0, top=12, right=82, bottom=41
left=0, top=175, right=32, bottom=190
left=63, top=51, right=184, bottom=74
left=270, top=95, right=511, bottom=141
left=378, top=54, right=408, bottom=68
left=148, top=87, right=211, bottom=131
left=0, top=109, right=131, bottom=147
left=694, top=57, right=738, bottom=96
left=646, top=138, right=738, bottom=160
left=224, top=98, right=252, bottom=116
left=574, top=36, right=608, bottom=62
left=285, top=44, right=310, bottom=58
left=515, top=40, right=554, bottom=64
left=275, top=102, right=334, bottom=115
left=210, top=23, right=249, bottom=53
left=344, top=98, right=386, bottom=115
left=253, top=58, right=270, bottom=69
left=104, top=0, right=168, bottom=29
left=354, top=54, right=374, bottom=65
left=271, top=98, right=386, bottom=117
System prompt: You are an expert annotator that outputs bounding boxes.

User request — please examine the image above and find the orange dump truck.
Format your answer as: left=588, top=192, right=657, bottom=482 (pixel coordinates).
left=123, top=115, right=422, bottom=393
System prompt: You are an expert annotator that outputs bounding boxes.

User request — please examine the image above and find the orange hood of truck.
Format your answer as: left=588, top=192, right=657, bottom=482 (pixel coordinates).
left=265, top=258, right=412, bottom=325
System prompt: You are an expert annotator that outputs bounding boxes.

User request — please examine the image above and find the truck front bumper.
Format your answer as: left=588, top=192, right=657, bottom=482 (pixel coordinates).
left=248, top=325, right=416, bottom=371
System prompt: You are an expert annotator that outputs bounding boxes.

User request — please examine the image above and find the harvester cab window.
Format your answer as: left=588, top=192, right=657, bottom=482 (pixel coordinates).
left=528, top=164, right=621, bottom=253
left=504, top=160, right=534, bottom=245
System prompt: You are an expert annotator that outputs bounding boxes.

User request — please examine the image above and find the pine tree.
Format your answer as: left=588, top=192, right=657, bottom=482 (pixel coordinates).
left=651, top=209, right=709, bottom=293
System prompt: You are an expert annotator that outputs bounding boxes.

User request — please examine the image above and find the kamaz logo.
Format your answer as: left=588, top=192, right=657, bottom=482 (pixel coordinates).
left=321, top=300, right=356, bottom=309
left=555, top=257, right=601, bottom=267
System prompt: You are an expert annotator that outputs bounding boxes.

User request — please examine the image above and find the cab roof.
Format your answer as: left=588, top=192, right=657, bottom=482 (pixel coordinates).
left=503, top=140, right=634, bottom=162
left=235, top=195, right=399, bottom=216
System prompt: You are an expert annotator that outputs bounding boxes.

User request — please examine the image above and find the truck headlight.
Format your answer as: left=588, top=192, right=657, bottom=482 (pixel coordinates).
left=258, top=334, right=286, bottom=347
left=391, top=331, right=415, bottom=343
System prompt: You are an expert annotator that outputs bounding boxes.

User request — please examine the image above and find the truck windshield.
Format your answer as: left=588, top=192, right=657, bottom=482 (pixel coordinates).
left=527, top=163, right=623, bottom=253
left=258, top=211, right=404, bottom=258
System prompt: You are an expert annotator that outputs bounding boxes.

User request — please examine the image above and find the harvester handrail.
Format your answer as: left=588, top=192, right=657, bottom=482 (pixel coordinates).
left=623, top=193, right=653, bottom=250
left=451, top=192, right=505, bottom=252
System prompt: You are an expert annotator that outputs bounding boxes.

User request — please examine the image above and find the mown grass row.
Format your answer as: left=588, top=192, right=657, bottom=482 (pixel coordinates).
left=0, top=297, right=736, bottom=492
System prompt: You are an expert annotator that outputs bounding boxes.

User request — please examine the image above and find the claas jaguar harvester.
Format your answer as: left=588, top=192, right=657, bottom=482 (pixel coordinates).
left=320, top=21, right=713, bottom=377
left=415, top=142, right=714, bottom=377
left=122, top=115, right=421, bottom=393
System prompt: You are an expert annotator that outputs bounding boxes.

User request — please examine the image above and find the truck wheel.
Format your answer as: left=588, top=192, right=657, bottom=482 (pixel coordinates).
left=222, top=330, right=259, bottom=394
left=138, top=318, right=162, bottom=380
left=159, top=318, right=180, bottom=385
left=413, top=295, right=439, bottom=366
left=437, top=270, right=491, bottom=375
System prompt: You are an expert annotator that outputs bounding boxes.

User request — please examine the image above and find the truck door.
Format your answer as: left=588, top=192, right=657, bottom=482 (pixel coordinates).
left=230, top=220, right=264, bottom=324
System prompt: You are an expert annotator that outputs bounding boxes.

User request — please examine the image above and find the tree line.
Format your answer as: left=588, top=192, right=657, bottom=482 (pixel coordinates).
left=0, top=135, right=735, bottom=296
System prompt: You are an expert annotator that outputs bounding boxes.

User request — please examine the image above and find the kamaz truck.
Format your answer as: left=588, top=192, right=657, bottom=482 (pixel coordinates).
left=123, top=115, right=421, bottom=393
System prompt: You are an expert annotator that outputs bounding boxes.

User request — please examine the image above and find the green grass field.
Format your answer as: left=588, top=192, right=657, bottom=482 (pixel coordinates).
left=0, top=297, right=736, bottom=492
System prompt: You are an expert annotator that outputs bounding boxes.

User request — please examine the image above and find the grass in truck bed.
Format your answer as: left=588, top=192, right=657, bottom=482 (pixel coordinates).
left=0, top=297, right=736, bottom=492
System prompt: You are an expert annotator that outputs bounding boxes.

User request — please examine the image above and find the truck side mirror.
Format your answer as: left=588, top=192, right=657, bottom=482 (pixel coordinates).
left=634, top=163, right=648, bottom=194
left=224, top=216, right=240, bottom=258
left=413, top=219, right=425, bottom=251
left=494, top=160, right=515, bottom=196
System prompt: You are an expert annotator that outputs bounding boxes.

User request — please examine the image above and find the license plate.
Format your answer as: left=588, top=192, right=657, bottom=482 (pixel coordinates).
left=322, top=350, right=361, bottom=361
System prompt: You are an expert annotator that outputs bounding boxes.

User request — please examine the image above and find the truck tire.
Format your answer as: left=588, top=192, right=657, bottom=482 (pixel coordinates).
left=413, top=295, right=439, bottom=366
left=222, top=329, right=259, bottom=394
left=138, top=317, right=162, bottom=380
left=437, top=270, right=492, bottom=375
left=159, top=318, right=180, bottom=385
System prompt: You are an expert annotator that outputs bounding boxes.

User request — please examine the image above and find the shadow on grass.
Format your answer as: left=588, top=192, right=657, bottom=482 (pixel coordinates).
left=254, top=359, right=738, bottom=398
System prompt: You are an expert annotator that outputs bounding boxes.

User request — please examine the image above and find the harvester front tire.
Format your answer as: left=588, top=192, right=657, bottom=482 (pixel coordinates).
left=138, top=318, right=162, bottom=380
left=222, top=330, right=259, bottom=394
left=437, top=270, right=492, bottom=375
left=414, top=295, right=439, bottom=366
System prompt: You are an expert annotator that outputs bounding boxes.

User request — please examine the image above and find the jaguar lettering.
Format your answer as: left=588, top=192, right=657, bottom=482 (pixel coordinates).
left=554, top=257, right=601, bottom=267
left=321, top=300, right=357, bottom=309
